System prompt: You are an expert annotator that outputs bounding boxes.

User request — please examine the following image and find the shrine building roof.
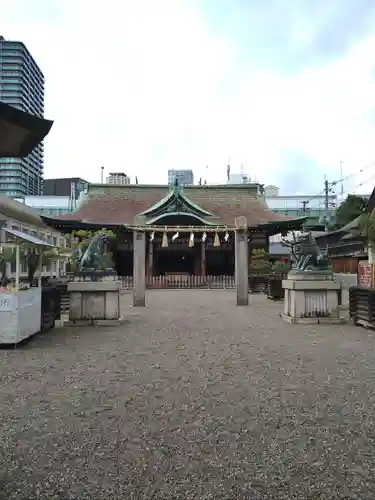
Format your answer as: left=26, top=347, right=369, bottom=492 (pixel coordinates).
left=41, top=182, right=307, bottom=235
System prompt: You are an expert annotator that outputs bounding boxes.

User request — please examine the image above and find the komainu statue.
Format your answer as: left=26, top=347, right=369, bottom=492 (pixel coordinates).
left=75, top=231, right=110, bottom=271
left=291, top=233, right=330, bottom=272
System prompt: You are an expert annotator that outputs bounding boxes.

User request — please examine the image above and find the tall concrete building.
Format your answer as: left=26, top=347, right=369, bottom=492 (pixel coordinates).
left=168, top=169, right=194, bottom=186
left=0, top=35, right=44, bottom=197
left=43, top=177, right=89, bottom=199
left=106, top=172, right=130, bottom=185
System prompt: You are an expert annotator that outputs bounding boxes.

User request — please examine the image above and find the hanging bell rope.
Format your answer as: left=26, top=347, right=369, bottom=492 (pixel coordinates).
left=149, top=231, right=155, bottom=242
left=213, top=231, right=221, bottom=247
left=224, top=231, right=229, bottom=242
left=172, top=231, right=179, bottom=242
left=201, top=232, right=207, bottom=243
left=188, top=232, right=195, bottom=248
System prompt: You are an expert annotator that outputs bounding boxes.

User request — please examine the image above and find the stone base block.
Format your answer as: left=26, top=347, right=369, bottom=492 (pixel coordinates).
left=281, top=313, right=346, bottom=325
left=282, top=273, right=346, bottom=324
left=67, top=280, right=121, bottom=322
left=64, top=316, right=125, bottom=327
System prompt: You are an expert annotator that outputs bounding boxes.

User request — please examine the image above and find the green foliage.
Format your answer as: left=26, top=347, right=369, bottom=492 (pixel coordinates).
left=334, top=195, right=367, bottom=229
left=0, top=243, right=69, bottom=283
left=0, top=247, right=16, bottom=282
left=21, top=245, right=68, bottom=282
left=272, top=260, right=291, bottom=273
left=359, top=213, right=375, bottom=243
left=101, top=251, right=115, bottom=270
left=249, top=248, right=271, bottom=273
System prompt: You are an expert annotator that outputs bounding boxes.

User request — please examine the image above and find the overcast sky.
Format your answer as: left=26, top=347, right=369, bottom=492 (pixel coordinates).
left=2, top=0, right=375, bottom=195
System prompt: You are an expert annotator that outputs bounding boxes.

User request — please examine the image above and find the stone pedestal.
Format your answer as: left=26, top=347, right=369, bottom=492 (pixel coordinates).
left=66, top=280, right=123, bottom=326
left=281, top=270, right=344, bottom=324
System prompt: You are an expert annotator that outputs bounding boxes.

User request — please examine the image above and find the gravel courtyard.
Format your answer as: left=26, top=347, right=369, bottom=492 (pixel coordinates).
left=1, top=291, right=375, bottom=499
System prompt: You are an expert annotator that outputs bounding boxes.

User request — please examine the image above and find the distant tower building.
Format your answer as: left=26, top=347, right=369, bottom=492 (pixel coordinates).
left=106, top=172, right=131, bottom=185
left=43, top=177, right=89, bottom=199
left=227, top=173, right=250, bottom=184
left=168, top=169, right=194, bottom=186
left=0, top=35, right=45, bottom=197
left=264, top=185, right=280, bottom=197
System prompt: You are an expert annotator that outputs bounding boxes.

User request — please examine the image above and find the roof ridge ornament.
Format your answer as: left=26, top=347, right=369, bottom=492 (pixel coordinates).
left=172, top=178, right=183, bottom=196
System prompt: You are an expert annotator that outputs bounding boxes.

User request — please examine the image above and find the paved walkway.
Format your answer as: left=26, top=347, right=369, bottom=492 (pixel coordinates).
left=0, top=291, right=375, bottom=499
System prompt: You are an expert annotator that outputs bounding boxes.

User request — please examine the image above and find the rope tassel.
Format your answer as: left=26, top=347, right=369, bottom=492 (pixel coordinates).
left=213, top=232, right=221, bottom=247
left=188, top=232, right=195, bottom=247
left=161, top=232, right=168, bottom=248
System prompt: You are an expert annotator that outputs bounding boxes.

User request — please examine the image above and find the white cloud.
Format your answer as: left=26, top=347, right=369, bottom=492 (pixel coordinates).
left=2, top=0, right=375, bottom=195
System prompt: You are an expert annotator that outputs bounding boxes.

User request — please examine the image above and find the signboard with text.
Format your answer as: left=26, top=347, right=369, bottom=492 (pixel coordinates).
left=0, top=294, right=14, bottom=311
left=358, top=262, right=372, bottom=288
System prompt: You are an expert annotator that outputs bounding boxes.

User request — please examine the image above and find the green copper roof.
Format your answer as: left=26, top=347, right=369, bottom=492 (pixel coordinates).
left=138, top=180, right=214, bottom=219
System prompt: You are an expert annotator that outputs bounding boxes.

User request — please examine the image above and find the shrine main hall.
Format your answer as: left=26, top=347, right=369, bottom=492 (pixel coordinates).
left=41, top=182, right=306, bottom=277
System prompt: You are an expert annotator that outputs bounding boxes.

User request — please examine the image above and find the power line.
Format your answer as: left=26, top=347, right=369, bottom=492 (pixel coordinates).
left=298, top=159, right=375, bottom=207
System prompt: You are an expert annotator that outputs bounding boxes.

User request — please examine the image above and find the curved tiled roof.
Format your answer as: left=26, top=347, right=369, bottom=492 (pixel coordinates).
left=0, top=196, right=47, bottom=227
left=56, top=184, right=304, bottom=227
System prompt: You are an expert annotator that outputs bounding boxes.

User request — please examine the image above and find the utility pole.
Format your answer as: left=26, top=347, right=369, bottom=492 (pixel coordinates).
left=301, top=200, right=308, bottom=215
left=324, top=177, right=329, bottom=231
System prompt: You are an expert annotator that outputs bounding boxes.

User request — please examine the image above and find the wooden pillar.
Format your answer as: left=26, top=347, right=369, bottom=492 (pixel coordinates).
left=201, top=241, right=206, bottom=276
left=235, top=216, right=249, bottom=306
left=147, top=241, right=154, bottom=276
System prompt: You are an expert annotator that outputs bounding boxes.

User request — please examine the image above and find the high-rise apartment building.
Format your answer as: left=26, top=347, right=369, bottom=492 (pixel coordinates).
left=0, top=35, right=44, bottom=197
left=106, top=172, right=130, bottom=185
left=168, top=169, right=194, bottom=186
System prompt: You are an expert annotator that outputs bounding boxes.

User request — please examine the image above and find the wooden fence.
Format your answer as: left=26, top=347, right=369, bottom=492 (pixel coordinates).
left=59, top=274, right=273, bottom=292
left=119, top=275, right=235, bottom=289
left=118, top=274, right=272, bottom=292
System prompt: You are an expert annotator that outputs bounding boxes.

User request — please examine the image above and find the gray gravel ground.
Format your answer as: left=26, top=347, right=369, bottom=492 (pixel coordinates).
left=1, top=291, right=375, bottom=499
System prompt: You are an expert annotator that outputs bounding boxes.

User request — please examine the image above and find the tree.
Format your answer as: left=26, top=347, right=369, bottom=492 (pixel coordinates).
left=249, top=248, right=272, bottom=273
left=280, top=231, right=300, bottom=261
left=23, top=246, right=68, bottom=283
left=334, top=195, right=367, bottom=229
left=0, top=247, right=16, bottom=285
left=359, top=213, right=375, bottom=245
